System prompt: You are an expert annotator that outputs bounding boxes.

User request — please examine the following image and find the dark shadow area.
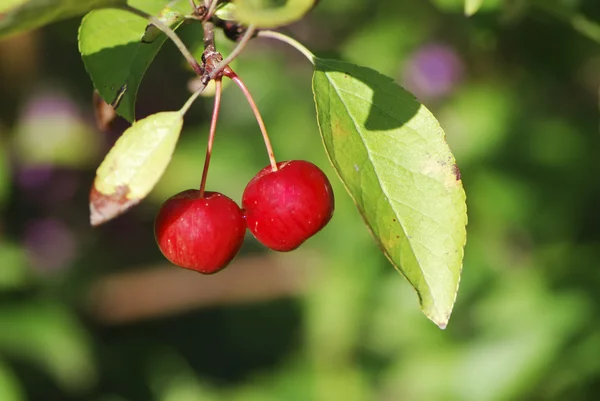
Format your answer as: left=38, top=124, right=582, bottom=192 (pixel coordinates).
left=81, top=34, right=169, bottom=121
left=91, top=299, right=302, bottom=401
left=314, top=58, right=421, bottom=132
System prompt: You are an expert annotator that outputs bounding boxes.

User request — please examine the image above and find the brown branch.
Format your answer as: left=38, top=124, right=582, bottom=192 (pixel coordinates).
left=87, top=253, right=316, bottom=324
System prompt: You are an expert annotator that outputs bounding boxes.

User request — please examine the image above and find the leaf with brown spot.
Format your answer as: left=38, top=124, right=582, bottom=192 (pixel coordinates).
left=312, top=58, right=467, bottom=328
left=90, top=111, right=183, bottom=226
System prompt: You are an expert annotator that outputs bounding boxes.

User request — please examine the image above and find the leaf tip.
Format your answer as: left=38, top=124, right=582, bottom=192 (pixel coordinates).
left=428, top=312, right=451, bottom=330
left=89, top=184, right=138, bottom=226
left=423, top=301, right=455, bottom=330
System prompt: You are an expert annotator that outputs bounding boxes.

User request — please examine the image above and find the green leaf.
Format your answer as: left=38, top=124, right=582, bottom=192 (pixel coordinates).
left=0, top=302, right=95, bottom=391
left=90, top=111, right=184, bottom=226
left=214, top=3, right=237, bottom=21
left=234, top=0, right=317, bottom=28
left=464, top=0, right=484, bottom=16
left=0, top=360, right=24, bottom=401
left=79, top=1, right=188, bottom=122
left=0, top=0, right=126, bottom=40
left=312, top=58, right=467, bottom=328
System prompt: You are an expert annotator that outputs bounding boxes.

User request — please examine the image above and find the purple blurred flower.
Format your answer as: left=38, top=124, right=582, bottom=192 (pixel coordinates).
left=20, top=92, right=80, bottom=121
left=15, top=165, right=54, bottom=190
left=23, top=218, right=77, bottom=273
left=403, top=44, right=465, bottom=100
left=15, top=166, right=80, bottom=206
left=14, top=90, right=100, bottom=167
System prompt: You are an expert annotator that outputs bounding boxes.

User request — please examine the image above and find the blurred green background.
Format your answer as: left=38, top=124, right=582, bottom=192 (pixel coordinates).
left=0, top=0, right=599, bottom=400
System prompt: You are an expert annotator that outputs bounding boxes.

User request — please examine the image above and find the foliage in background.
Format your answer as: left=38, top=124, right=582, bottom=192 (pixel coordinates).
left=0, top=0, right=598, bottom=400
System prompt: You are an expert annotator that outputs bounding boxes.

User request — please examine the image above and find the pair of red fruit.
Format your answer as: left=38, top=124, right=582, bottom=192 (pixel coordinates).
left=154, top=66, right=334, bottom=274
left=154, top=159, right=335, bottom=274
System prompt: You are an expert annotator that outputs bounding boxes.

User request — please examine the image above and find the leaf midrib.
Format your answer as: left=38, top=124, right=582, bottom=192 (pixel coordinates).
left=322, top=70, right=437, bottom=308
left=101, top=113, right=180, bottom=195
left=124, top=115, right=181, bottom=197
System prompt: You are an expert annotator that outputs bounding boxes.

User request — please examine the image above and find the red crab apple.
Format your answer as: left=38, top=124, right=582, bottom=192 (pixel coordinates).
left=154, top=190, right=245, bottom=274
left=242, top=160, right=335, bottom=252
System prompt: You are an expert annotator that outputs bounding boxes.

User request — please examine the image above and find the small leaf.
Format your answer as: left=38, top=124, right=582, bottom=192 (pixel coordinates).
left=0, top=0, right=125, bottom=39
left=465, top=0, right=484, bottom=16
left=79, top=1, right=188, bottom=122
left=234, top=0, right=317, bottom=28
left=90, top=111, right=183, bottom=226
left=312, top=58, right=467, bottom=328
left=214, top=3, right=237, bottom=21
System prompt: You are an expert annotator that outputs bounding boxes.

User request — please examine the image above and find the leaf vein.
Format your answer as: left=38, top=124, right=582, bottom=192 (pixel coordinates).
left=323, top=72, right=437, bottom=306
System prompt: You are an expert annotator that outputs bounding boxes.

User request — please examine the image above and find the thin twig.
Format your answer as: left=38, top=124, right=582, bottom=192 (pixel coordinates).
left=257, top=30, right=316, bottom=64
left=209, top=25, right=257, bottom=80
left=200, top=21, right=223, bottom=84
left=206, top=0, right=220, bottom=19
left=120, top=5, right=203, bottom=75
left=203, top=20, right=216, bottom=52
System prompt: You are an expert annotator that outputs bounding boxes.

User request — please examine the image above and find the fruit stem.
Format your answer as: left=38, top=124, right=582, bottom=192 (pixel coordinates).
left=257, top=30, right=316, bottom=65
left=120, top=5, right=203, bottom=75
left=225, top=69, right=278, bottom=171
left=199, top=78, right=223, bottom=197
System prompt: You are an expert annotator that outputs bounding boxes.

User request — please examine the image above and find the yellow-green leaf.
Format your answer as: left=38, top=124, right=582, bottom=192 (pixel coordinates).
left=465, top=0, right=484, bottom=16
left=90, top=111, right=183, bottom=226
left=312, top=58, right=467, bottom=328
left=214, top=2, right=237, bottom=21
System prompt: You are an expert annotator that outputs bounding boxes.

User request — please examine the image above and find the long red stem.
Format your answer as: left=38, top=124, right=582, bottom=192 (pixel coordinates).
left=224, top=69, right=278, bottom=172
left=199, top=79, right=223, bottom=197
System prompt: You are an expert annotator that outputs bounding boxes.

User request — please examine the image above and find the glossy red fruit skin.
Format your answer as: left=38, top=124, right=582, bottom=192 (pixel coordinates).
left=154, top=190, right=246, bottom=274
left=242, top=160, right=335, bottom=252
